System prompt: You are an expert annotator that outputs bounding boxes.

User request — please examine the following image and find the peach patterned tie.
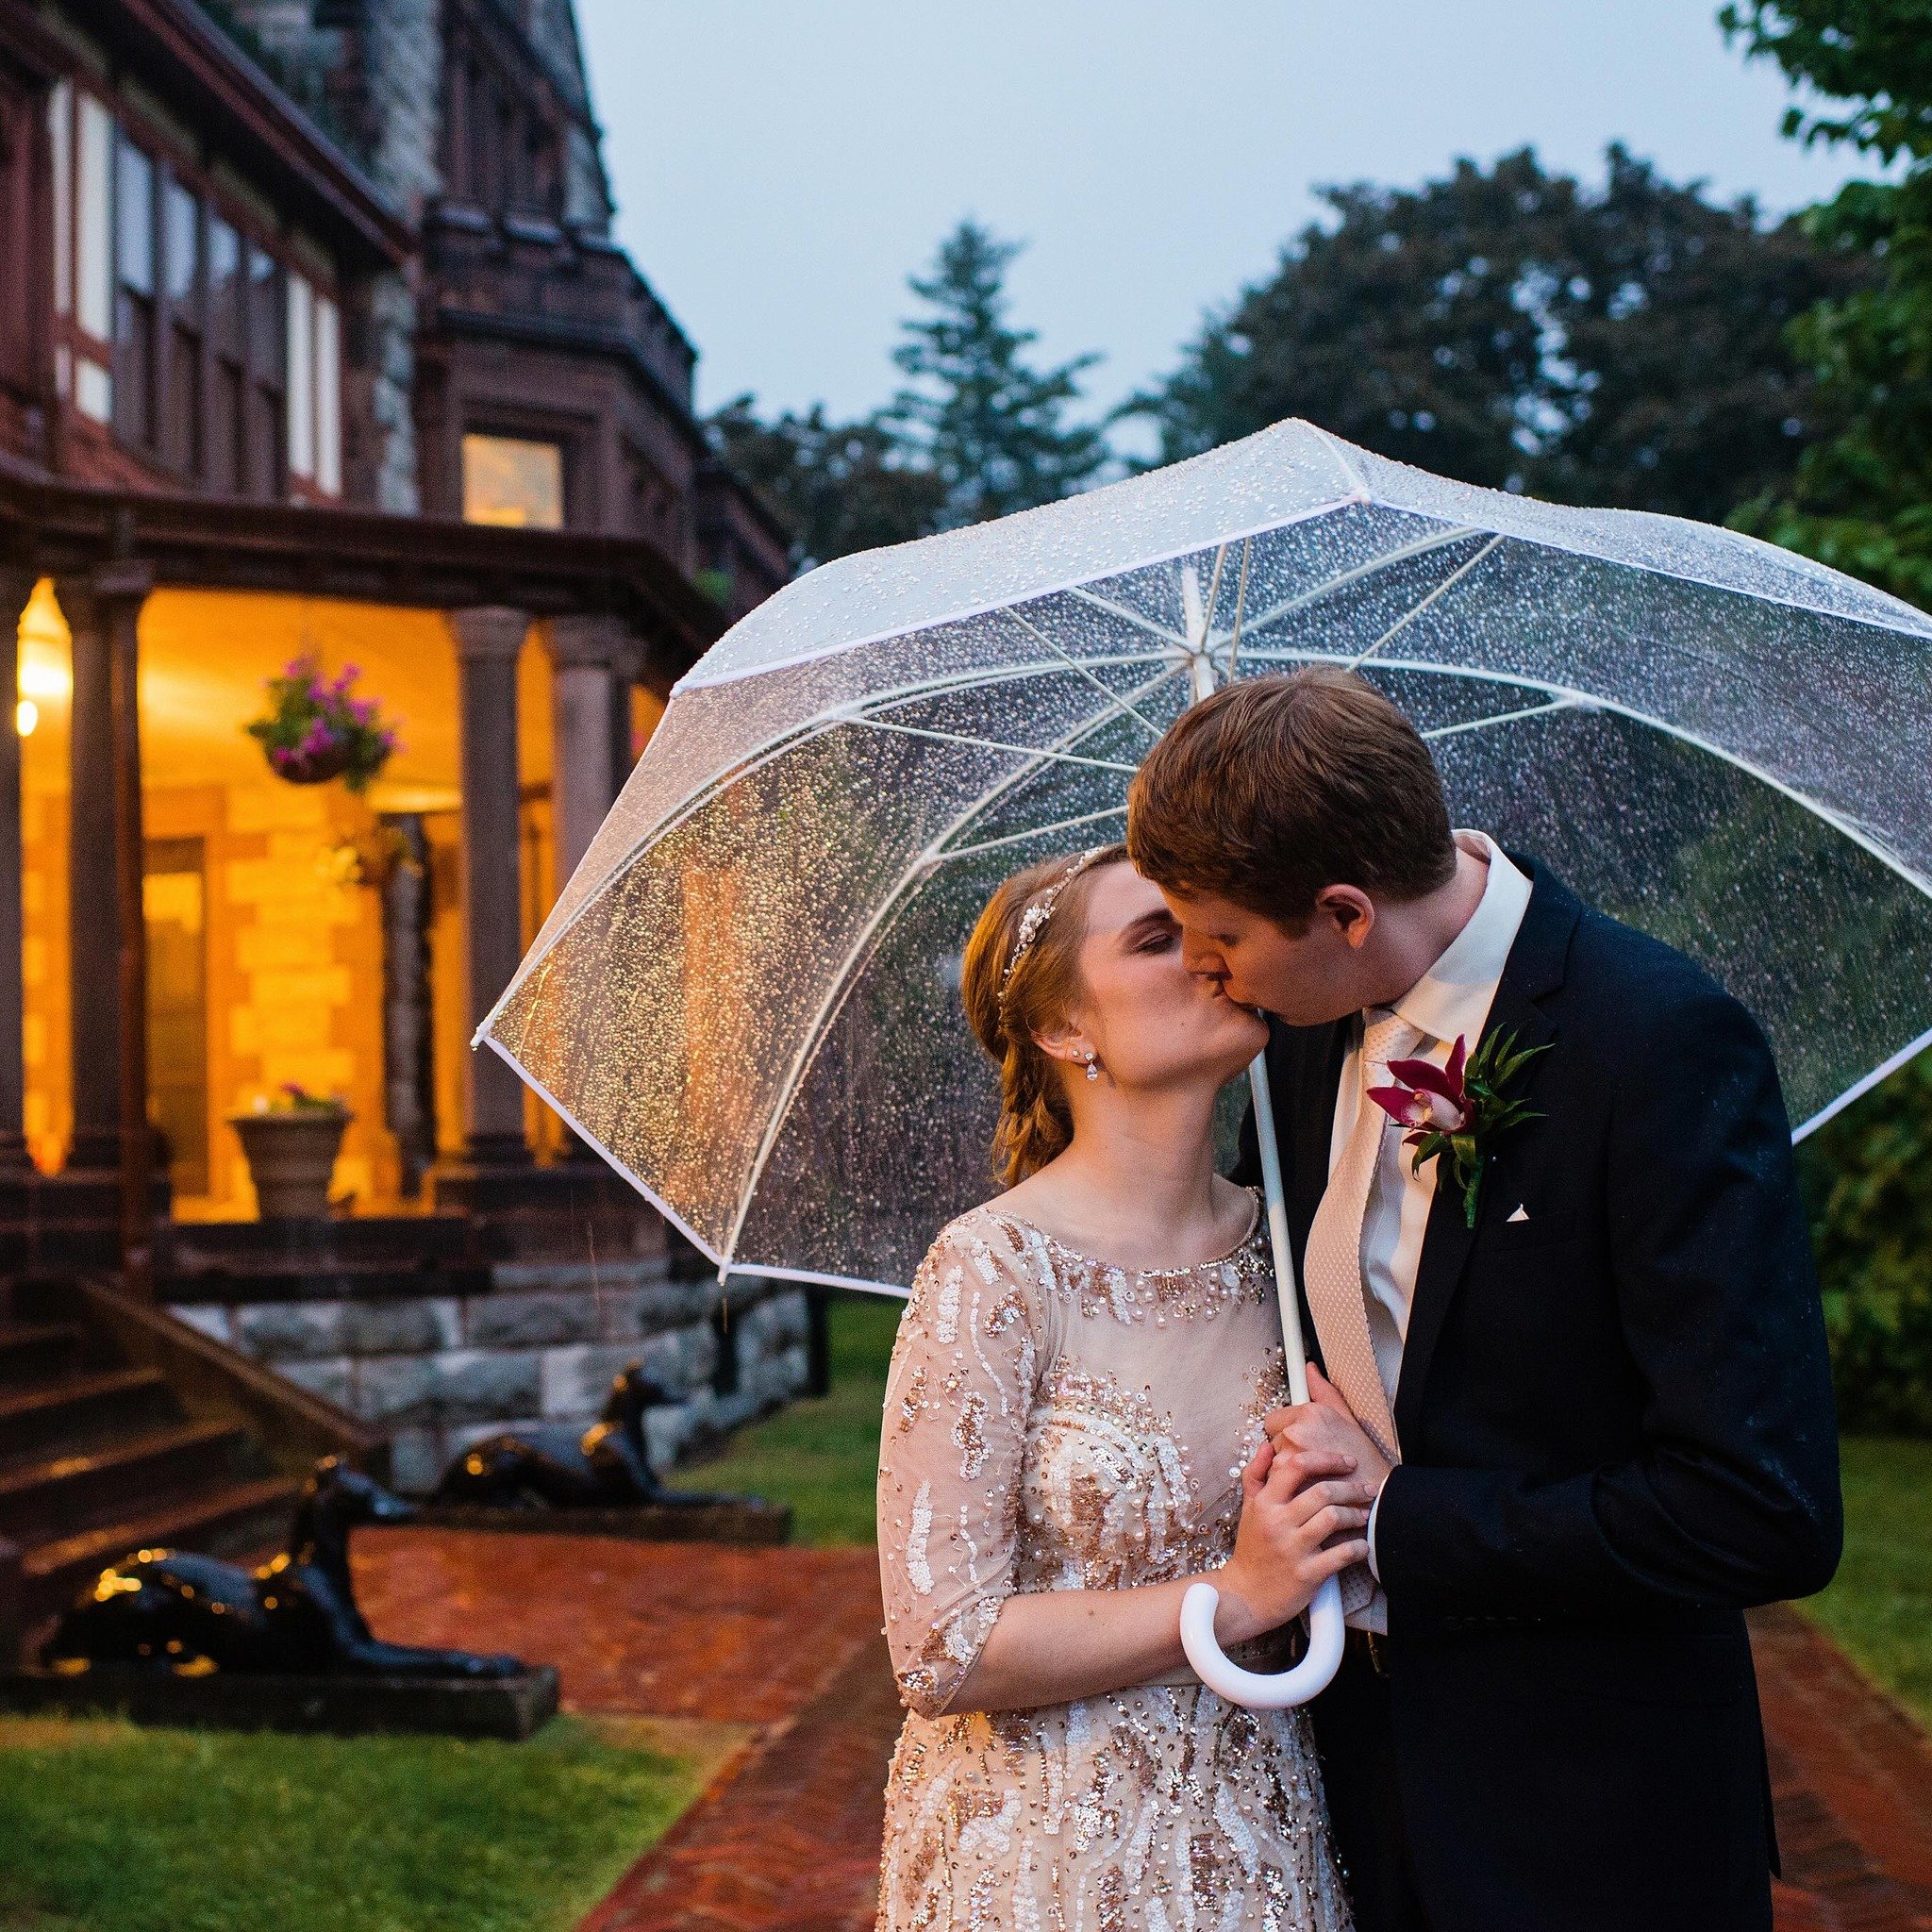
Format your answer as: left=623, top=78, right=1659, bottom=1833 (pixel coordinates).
left=1301, top=1011, right=1416, bottom=1471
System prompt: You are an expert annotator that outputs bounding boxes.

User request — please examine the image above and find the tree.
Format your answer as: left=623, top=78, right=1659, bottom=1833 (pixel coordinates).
left=1718, top=2, right=1932, bottom=1437
left=1126, top=146, right=1869, bottom=525
left=708, top=399, right=946, bottom=574
left=1721, top=0, right=1932, bottom=608
left=886, top=221, right=1108, bottom=526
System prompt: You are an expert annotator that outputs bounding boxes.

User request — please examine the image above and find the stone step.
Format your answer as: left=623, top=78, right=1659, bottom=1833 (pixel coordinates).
left=0, top=1323, right=87, bottom=1389
left=21, top=1474, right=304, bottom=1623
left=0, top=1420, right=251, bottom=1547
left=0, top=1367, right=179, bottom=1469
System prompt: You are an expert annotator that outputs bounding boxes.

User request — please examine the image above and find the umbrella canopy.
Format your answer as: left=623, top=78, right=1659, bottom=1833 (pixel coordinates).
left=481, top=417, right=1932, bottom=1294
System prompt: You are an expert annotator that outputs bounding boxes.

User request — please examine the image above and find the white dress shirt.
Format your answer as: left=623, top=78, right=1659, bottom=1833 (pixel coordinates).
left=1334, top=831, right=1532, bottom=1629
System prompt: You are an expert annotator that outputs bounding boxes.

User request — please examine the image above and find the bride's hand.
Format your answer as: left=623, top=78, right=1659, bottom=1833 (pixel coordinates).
left=1211, top=1438, right=1374, bottom=1643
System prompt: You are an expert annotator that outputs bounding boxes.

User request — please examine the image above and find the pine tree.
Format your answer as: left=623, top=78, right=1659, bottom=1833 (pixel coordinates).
left=886, top=222, right=1108, bottom=527
left=1722, top=0, right=1932, bottom=608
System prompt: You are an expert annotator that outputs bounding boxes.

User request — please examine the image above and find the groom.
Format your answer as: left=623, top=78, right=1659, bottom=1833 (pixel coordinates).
left=1126, top=667, right=1840, bottom=1932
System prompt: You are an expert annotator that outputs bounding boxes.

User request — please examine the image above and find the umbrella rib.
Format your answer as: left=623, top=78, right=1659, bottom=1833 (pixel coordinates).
left=1227, top=525, right=1488, bottom=644
left=1346, top=535, right=1506, bottom=671
left=847, top=714, right=1144, bottom=775
left=1421, top=697, right=1582, bottom=742
left=941, top=804, right=1129, bottom=861
left=1001, top=608, right=1167, bottom=737
left=1066, top=587, right=1191, bottom=648
left=487, top=648, right=1180, bottom=1023
left=1222, top=536, right=1255, bottom=680
left=717, top=660, right=1187, bottom=1275
left=1203, top=645, right=1932, bottom=898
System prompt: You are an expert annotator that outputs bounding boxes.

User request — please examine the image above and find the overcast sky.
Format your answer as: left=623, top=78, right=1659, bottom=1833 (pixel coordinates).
left=574, top=2, right=1874, bottom=425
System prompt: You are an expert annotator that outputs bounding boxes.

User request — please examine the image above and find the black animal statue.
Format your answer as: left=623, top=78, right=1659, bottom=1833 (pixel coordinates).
left=44, top=1457, right=523, bottom=1679
left=432, top=1362, right=741, bottom=1509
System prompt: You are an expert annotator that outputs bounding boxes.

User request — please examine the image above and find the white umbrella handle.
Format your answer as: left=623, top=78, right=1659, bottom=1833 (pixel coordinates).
left=1179, top=1047, right=1346, bottom=1707
left=1182, top=1573, right=1345, bottom=1707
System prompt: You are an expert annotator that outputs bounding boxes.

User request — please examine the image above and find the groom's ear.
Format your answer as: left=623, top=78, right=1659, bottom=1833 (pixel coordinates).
left=1312, top=885, right=1377, bottom=950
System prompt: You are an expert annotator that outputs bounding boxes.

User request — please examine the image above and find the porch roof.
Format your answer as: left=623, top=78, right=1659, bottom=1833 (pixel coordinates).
left=0, top=467, right=727, bottom=685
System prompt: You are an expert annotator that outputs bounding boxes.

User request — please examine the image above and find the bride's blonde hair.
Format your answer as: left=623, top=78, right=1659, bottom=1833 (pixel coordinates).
left=960, top=844, right=1128, bottom=1187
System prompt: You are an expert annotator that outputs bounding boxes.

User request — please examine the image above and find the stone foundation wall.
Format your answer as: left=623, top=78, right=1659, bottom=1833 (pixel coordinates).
left=170, top=1260, right=811, bottom=1494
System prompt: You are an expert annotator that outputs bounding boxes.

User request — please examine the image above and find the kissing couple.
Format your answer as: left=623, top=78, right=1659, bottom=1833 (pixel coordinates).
left=873, top=667, right=1841, bottom=1932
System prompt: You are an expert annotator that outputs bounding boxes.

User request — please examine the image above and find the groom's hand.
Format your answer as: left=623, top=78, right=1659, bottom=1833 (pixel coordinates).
left=1265, top=1365, right=1394, bottom=1504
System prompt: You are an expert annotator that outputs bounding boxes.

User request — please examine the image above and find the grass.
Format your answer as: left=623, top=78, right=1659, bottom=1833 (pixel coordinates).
left=671, top=1291, right=902, bottom=1545
left=1798, top=1434, right=1932, bottom=1728
left=0, top=1713, right=709, bottom=1932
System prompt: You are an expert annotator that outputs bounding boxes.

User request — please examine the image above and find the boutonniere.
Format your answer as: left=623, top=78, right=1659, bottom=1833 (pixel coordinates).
left=1369, top=1029, right=1550, bottom=1228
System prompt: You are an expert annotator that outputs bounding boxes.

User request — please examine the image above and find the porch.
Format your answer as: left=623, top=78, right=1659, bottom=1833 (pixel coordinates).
left=0, top=468, right=815, bottom=1490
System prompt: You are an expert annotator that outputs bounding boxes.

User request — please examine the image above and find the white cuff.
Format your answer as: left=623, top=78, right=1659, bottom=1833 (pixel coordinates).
left=1367, top=1475, right=1387, bottom=1582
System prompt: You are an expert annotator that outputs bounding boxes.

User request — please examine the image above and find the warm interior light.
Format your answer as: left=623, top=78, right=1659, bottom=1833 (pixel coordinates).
left=15, top=699, right=37, bottom=738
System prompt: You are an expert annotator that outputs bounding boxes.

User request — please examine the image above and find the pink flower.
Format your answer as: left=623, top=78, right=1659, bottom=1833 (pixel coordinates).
left=1370, top=1034, right=1471, bottom=1140
left=350, top=697, right=375, bottom=725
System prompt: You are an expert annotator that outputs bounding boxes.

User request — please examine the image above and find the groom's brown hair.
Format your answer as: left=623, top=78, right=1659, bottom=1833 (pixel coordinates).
left=1127, top=667, right=1457, bottom=924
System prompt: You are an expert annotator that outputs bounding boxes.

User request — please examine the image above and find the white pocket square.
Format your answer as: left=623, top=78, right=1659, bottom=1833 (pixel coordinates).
left=1507, top=1203, right=1530, bottom=1224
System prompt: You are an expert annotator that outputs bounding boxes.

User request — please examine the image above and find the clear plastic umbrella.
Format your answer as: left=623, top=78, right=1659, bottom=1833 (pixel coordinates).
left=479, top=416, right=1932, bottom=1707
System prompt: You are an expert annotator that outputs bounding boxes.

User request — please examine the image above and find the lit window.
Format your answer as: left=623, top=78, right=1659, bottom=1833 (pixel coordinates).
left=462, top=433, right=564, bottom=528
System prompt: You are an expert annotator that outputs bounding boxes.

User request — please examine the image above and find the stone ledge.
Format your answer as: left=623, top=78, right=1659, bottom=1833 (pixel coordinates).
left=0, top=1663, right=561, bottom=1740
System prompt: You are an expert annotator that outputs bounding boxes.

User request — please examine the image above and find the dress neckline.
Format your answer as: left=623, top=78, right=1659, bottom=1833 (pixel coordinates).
left=987, top=1187, right=1263, bottom=1281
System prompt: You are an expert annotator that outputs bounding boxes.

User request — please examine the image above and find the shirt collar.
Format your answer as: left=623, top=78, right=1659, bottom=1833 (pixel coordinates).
left=1385, top=831, right=1532, bottom=1048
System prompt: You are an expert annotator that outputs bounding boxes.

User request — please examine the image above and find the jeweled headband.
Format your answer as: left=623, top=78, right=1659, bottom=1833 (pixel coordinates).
left=996, top=846, right=1108, bottom=1014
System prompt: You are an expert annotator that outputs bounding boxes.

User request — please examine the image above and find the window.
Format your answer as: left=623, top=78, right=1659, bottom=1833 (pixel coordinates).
left=48, top=82, right=71, bottom=321
left=245, top=244, right=283, bottom=495
left=314, top=294, right=341, bottom=495
left=43, top=88, right=341, bottom=500
left=286, top=271, right=313, bottom=480
left=115, top=138, right=158, bottom=449
left=284, top=272, right=343, bottom=496
left=208, top=216, right=242, bottom=492
left=51, top=86, right=115, bottom=424
left=462, top=433, right=564, bottom=527
left=164, top=178, right=202, bottom=475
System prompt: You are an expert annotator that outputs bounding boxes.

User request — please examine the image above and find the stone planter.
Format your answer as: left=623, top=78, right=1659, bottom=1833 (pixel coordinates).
left=229, top=1108, right=352, bottom=1220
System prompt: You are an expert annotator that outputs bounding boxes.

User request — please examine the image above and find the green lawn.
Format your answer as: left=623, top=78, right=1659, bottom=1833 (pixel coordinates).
left=1798, top=1435, right=1932, bottom=1727
left=671, top=1291, right=901, bottom=1544
left=0, top=1712, right=708, bottom=1932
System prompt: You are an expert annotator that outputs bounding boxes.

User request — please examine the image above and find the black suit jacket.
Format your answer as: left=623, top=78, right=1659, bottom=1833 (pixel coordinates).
left=1239, top=860, right=1841, bottom=1932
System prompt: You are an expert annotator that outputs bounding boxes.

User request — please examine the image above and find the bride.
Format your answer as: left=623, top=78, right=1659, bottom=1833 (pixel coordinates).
left=875, top=843, right=1363, bottom=1932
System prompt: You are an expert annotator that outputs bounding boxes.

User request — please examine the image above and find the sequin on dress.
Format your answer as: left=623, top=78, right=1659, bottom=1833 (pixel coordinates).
left=875, top=1198, right=1354, bottom=1932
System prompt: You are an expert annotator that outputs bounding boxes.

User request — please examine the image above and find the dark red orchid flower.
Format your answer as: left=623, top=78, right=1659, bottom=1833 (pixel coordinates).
left=1368, top=1034, right=1471, bottom=1140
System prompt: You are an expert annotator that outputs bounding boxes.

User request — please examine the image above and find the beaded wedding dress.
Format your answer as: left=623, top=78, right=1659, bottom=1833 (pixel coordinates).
left=874, top=1196, right=1354, bottom=1932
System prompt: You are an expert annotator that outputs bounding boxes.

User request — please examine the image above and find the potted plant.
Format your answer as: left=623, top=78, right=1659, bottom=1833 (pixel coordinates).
left=228, top=1084, right=354, bottom=1220
left=246, top=656, right=399, bottom=791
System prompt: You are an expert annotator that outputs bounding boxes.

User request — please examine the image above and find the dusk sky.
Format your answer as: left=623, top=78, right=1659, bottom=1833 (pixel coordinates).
left=575, top=2, right=1878, bottom=426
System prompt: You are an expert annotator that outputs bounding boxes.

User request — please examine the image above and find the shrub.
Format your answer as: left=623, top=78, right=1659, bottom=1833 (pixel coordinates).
left=1798, top=1053, right=1932, bottom=1435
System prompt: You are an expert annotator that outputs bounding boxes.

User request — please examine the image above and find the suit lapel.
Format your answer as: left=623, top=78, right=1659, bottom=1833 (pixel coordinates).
left=1392, top=864, right=1580, bottom=1448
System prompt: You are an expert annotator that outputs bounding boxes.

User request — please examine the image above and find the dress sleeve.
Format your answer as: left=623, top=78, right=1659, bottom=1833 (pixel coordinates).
left=876, top=1216, right=1041, bottom=1718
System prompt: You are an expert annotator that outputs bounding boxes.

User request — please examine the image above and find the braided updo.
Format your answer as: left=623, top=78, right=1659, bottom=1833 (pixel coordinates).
left=960, top=843, right=1129, bottom=1187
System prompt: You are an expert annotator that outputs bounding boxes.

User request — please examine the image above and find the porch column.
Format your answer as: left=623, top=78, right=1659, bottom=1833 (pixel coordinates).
left=452, top=606, right=531, bottom=1170
left=0, top=570, right=33, bottom=1176
left=55, top=575, right=120, bottom=1174
left=56, top=562, right=155, bottom=1281
left=547, top=613, right=625, bottom=882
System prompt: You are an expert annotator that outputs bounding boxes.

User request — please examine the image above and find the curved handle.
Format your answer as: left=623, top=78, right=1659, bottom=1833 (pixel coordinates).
left=1179, top=1573, right=1345, bottom=1709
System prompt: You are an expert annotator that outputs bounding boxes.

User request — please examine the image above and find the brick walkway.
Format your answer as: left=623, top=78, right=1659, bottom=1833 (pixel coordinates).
left=353, top=1532, right=1931, bottom=1932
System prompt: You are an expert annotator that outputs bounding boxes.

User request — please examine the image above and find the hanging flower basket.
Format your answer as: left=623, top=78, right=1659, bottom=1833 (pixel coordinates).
left=247, top=656, right=400, bottom=794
